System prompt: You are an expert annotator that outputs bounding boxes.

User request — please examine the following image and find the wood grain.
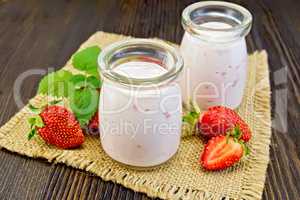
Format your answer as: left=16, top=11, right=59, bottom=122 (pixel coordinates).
left=0, top=0, right=299, bottom=199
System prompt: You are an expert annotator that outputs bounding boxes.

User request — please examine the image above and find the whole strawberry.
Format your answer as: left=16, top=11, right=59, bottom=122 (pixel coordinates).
left=87, top=111, right=99, bottom=135
left=198, top=106, right=251, bottom=142
left=28, top=103, right=84, bottom=149
left=200, top=135, right=248, bottom=171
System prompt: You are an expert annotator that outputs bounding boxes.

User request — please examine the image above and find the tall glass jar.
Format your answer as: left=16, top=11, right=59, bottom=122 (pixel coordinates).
left=179, top=1, right=252, bottom=109
left=98, top=39, right=183, bottom=168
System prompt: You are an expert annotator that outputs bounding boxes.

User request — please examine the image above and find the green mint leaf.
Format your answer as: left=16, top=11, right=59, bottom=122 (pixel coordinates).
left=69, top=88, right=99, bottom=126
left=77, top=114, right=94, bottom=127
left=87, top=76, right=101, bottom=89
left=69, top=74, right=101, bottom=90
left=86, top=67, right=100, bottom=79
left=38, top=70, right=73, bottom=97
left=71, top=88, right=93, bottom=110
left=72, top=46, right=101, bottom=74
left=28, top=129, right=36, bottom=140
left=69, top=74, right=87, bottom=89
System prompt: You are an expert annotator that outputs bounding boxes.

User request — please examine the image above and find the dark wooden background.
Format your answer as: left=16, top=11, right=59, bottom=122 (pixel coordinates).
left=0, top=0, right=299, bottom=199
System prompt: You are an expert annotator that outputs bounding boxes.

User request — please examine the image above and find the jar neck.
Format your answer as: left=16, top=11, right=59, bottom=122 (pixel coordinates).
left=182, top=1, right=252, bottom=43
left=98, top=39, right=183, bottom=88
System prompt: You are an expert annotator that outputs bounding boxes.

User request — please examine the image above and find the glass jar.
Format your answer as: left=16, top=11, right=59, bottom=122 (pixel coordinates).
left=98, top=39, right=183, bottom=168
left=179, top=1, right=252, bottom=109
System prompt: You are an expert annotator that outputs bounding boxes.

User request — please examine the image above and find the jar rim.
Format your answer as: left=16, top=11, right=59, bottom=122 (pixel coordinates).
left=182, top=1, right=252, bottom=42
left=98, top=39, right=183, bottom=87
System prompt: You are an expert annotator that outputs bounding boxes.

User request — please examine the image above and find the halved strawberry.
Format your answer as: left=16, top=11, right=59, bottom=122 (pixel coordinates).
left=200, top=135, right=248, bottom=171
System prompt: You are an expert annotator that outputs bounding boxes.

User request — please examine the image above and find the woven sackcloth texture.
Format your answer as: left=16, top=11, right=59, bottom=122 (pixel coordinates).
left=0, top=32, right=271, bottom=200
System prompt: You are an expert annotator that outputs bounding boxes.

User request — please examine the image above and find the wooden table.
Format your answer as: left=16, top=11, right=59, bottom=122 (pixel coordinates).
left=0, top=0, right=299, bottom=199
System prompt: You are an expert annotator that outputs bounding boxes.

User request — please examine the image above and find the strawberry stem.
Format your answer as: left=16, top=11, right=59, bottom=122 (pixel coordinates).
left=28, top=104, right=42, bottom=114
left=28, top=116, right=44, bottom=128
left=49, top=99, right=63, bottom=106
left=27, top=111, right=45, bottom=140
left=182, top=100, right=201, bottom=125
left=226, top=126, right=251, bottom=156
left=227, top=126, right=242, bottom=140
left=240, top=142, right=251, bottom=156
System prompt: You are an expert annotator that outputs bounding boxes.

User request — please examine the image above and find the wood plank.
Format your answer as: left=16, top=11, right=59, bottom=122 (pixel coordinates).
left=0, top=0, right=299, bottom=199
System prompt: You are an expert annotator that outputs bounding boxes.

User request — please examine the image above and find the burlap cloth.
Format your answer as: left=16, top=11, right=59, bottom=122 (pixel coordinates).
left=0, top=32, right=271, bottom=200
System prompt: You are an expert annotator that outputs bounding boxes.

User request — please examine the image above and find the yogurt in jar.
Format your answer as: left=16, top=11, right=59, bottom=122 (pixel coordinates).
left=98, top=39, right=183, bottom=168
left=100, top=62, right=182, bottom=167
left=180, top=29, right=248, bottom=109
left=179, top=1, right=252, bottom=109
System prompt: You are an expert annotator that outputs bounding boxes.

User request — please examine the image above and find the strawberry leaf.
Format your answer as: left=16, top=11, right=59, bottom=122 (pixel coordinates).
left=241, top=142, right=251, bottom=156
left=28, top=117, right=36, bottom=127
left=245, top=145, right=250, bottom=156
left=234, top=126, right=241, bottom=138
left=27, top=129, right=37, bottom=140
left=28, top=115, right=44, bottom=128
left=35, top=116, right=44, bottom=127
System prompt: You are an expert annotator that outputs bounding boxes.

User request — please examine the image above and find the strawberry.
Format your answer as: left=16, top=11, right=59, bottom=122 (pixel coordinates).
left=200, top=135, right=248, bottom=171
left=198, top=106, right=251, bottom=142
left=87, top=111, right=99, bottom=135
left=27, top=103, right=84, bottom=149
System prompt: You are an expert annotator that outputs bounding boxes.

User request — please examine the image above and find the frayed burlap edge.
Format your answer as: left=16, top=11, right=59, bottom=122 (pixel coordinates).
left=0, top=32, right=271, bottom=200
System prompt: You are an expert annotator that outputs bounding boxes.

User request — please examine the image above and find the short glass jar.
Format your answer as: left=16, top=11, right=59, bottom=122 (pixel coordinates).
left=179, top=1, right=252, bottom=109
left=98, top=39, right=183, bottom=168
